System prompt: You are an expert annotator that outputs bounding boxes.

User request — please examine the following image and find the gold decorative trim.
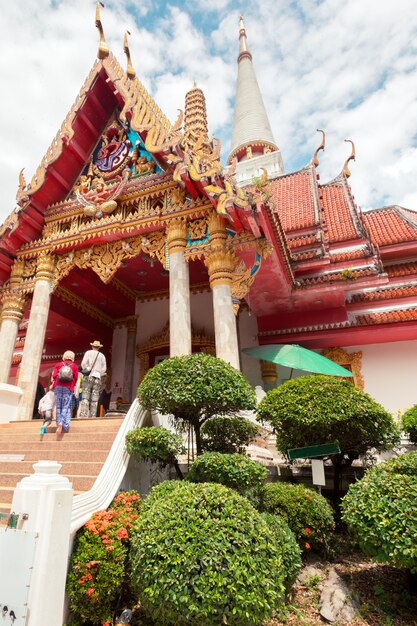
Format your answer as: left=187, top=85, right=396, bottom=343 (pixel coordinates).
left=166, top=218, right=187, bottom=254
left=260, top=360, right=278, bottom=382
left=136, top=322, right=215, bottom=381
left=322, top=347, right=363, bottom=389
left=36, top=253, right=55, bottom=282
left=205, top=249, right=237, bottom=288
left=55, top=285, right=114, bottom=327
left=0, top=292, right=27, bottom=323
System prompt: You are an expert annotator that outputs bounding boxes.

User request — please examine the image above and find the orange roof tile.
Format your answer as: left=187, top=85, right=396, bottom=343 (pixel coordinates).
left=350, top=284, right=417, bottom=303
left=363, top=207, right=417, bottom=246
left=386, top=262, right=417, bottom=278
left=356, top=308, right=417, bottom=325
left=320, top=184, right=358, bottom=242
left=269, top=172, right=317, bottom=232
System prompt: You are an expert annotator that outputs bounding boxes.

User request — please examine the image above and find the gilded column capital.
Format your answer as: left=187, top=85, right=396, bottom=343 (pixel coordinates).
left=0, top=292, right=27, bottom=323
left=260, top=359, right=278, bottom=383
left=208, top=212, right=227, bottom=245
left=9, top=258, right=25, bottom=288
left=204, top=248, right=237, bottom=288
left=166, top=218, right=188, bottom=254
left=35, top=253, right=55, bottom=282
left=126, top=316, right=138, bottom=334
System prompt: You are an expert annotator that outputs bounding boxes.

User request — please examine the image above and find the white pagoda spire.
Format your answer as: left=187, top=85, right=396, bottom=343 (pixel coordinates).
left=228, top=16, right=284, bottom=183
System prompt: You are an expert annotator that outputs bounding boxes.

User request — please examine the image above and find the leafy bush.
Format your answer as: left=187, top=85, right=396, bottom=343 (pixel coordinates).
left=402, top=405, right=417, bottom=443
left=341, top=452, right=417, bottom=572
left=261, top=482, right=335, bottom=553
left=257, top=375, right=399, bottom=500
left=126, top=426, right=185, bottom=466
left=187, top=451, right=267, bottom=502
left=130, top=481, right=287, bottom=625
left=137, top=353, right=257, bottom=454
left=67, top=491, right=141, bottom=625
left=201, top=416, right=259, bottom=454
left=141, top=479, right=183, bottom=512
left=261, top=512, right=302, bottom=589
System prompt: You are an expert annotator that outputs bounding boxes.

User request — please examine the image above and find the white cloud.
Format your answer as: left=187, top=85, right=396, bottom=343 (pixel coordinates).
left=0, top=0, right=417, bottom=227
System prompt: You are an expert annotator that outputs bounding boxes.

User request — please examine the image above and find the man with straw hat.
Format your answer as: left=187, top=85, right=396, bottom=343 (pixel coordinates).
left=79, top=340, right=107, bottom=418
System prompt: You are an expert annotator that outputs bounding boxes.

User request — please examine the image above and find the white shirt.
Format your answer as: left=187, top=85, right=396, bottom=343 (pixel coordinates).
left=38, top=390, right=55, bottom=412
left=81, top=349, right=107, bottom=379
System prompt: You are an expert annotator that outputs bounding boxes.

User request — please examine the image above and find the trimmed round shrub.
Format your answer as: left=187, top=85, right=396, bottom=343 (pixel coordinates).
left=201, top=416, right=259, bottom=454
left=402, top=405, right=417, bottom=443
left=261, top=482, right=335, bottom=552
left=137, top=353, right=257, bottom=454
left=67, top=491, right=141, bottom=625
left=141, top=479, right=183, bottom=512
left=186, top=451, right=267, bottom=499
left=257, top=375, right=399, bottom=460
left=261, top=512, right=302, bottom=590
left=130, top=481, right=287, bottom=625
left=126, top=426, right=185, bottom=466
left=342, top=452, right=417, bottom=572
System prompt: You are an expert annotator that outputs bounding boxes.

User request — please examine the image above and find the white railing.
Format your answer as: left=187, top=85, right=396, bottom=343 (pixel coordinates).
left=70, top=399, right=148, bottom=536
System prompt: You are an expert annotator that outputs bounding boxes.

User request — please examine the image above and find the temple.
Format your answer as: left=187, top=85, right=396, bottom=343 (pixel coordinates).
left=1, top=8, right=417, bottom=420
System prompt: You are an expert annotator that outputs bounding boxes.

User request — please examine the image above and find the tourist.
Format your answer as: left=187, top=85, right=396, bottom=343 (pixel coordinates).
left=38, top=384, right=55, bottom=435
left=33, top=381, right=45, bottom=418
left=79, top=340, right=107, bottom=418
left=51, top=350, right=78, bottom=438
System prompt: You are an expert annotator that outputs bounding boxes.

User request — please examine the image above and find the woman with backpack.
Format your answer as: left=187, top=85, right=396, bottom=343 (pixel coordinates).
left=51, top=350, right=78, bottom=438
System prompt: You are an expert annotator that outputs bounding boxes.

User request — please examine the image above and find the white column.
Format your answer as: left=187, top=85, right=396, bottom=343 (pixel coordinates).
left=211, top=282, right=240, bottom=369
left=0, top=295, right=26, bottom=382
left=17, top=254, right=54, bottom=421
left=205, top=213, right=240, bottom=370
left=11, top=460, right=73, bottom=626
left=167, top=219, right=191, bottom=356
left=124, top=316, right=138, bottom=400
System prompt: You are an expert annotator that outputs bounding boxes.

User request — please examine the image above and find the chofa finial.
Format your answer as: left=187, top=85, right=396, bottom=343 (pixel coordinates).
left=123, top=31, right=136, bottom=79
left=343, top=139, right=356, bottom=178
left=312, top=129, right=326, bottom=167
left=95, top=2, right=109, bottom=60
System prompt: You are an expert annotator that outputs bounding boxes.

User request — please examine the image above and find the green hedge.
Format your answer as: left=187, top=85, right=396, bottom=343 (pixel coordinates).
left=131, top=482, right=287, bottom=625
left=342, top=452, right=417, bottom=572
left=261, top=482, right=335, bottom=553
left=126, top=426, right=185, bottom=466
left=186, top=451, right=267, bottom=501
left=402, top=405, right=417, bottom=443
left=261, top=512, right=302, bottom=590
left=201, top=416, right=259, bottom=454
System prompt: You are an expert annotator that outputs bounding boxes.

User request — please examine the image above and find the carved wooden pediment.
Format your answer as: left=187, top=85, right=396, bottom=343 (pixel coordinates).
left=322, top=347, right=363, bottom=389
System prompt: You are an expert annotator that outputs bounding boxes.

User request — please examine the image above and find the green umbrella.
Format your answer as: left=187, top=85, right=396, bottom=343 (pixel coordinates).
left=242, top=344, right=353, bottom=377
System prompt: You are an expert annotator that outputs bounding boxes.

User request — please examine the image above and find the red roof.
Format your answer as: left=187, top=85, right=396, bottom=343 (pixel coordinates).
left=363, top=207, right=417, bottom=245
left=320, top=184, right=358, bottom=242
left=269, top=171, right=317, bottom=232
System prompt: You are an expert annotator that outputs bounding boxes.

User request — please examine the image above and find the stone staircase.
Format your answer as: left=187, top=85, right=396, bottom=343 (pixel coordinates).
left=0, top=417, right=124, bottom=516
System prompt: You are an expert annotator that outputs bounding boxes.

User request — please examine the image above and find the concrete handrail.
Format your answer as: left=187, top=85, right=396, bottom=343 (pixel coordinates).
left=70, top=399, right=148, bottom=535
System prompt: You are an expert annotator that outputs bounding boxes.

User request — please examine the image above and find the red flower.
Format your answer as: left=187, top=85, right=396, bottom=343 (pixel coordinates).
left=86, top=587, right=95, bottom=596
left=304, top=527, right=312, bottom=534
left=305, top=542, right=311, bottom=550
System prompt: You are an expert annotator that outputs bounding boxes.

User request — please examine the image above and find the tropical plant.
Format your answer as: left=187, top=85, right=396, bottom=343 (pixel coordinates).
left=126, top=426, right=185, bottom=479
left=201, top=416, right=259, bottom=454
left=186, top=451, right=267, bottom=504
left=137, top=353, right=257, bottom=454
left=261, top=512, right=302, bottom=589
left=341, top=452, right=417, bottom=573
left=401, top=405, right=417, bottom=443
left=257, top=375, right=399, bottom=500
left=67, top=491, right=141, bottom=625
left=261, top=481, right=335, bottom=553
left=130, top=481, right=287, bottom=626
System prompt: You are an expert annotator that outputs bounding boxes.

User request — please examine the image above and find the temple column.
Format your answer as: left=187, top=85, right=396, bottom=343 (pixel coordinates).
left=205, top=214, right=240, bottom=370
left=0, top=259, right=27, bottom=383
left=260, top=360, right=278, bottom=390
left=124, top=316, right=138, bottom=401
left=17, top=253, right=54, bottom=421
left=166, top=219, right=191, bottom=356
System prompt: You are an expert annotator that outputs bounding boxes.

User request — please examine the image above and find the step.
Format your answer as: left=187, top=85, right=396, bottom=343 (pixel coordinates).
left=0, top=431, right=120, bottom=444
left=0, top=461, right=103, bottom=476
left=0, top=441, right=115, bottom=452
left=0, top=488, right=16, bottom=505
left=0, top=417, right=124, bottom=430
left=0, top=472, right=97, bottom=491
left=23, top=449, right=109, bottom=462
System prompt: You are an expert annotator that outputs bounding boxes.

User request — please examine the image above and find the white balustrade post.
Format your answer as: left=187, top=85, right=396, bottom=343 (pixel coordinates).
left=11, top=460, right=73, bottom=626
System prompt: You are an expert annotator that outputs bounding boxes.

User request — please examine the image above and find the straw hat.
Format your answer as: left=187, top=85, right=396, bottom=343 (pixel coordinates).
left=90, top=340, right=103, bottom=348
left=63, top=350, right=75, bottom=361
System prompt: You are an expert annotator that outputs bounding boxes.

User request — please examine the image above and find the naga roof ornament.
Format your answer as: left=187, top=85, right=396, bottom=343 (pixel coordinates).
left=312, top=129, right=326, bottom=167
left=123, top=31, right=136, bottom=79
left=95, top=2, right=109, bottom=60
left=343, top=139, right=356, bottom=178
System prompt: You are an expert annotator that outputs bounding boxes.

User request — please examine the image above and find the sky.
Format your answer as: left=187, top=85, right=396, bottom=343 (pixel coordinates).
left=1, top=0, right=417, bottom=225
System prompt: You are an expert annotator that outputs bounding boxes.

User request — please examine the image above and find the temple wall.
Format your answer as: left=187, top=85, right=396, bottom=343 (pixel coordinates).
left=111, top=325, right=128, bottom=398
left=346, top=340, right=417, bottom=416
